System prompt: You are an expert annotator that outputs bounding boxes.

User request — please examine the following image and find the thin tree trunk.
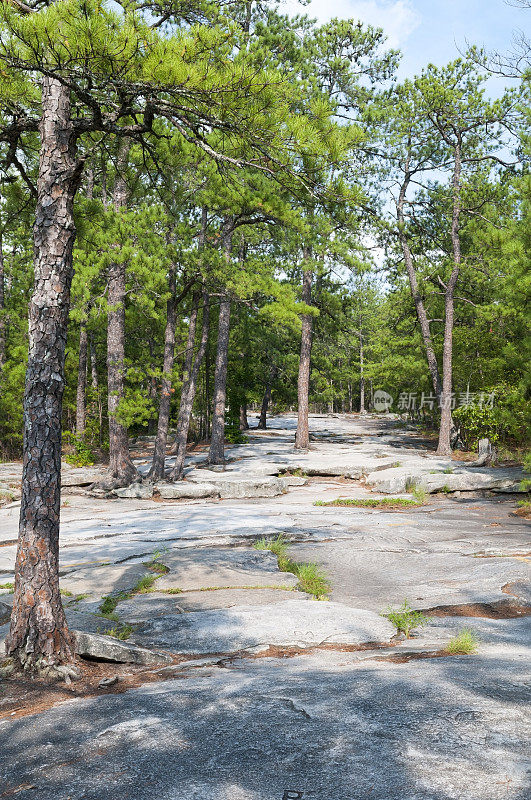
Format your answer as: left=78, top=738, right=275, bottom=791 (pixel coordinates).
left=6, top=77, right=80, bottom=671
left=75, top=323, right=88, bottom=436
left=171, top=291, right=210, bottom=480
left=106, top=141, right=137, bottom=487
left=397, top=164, right=442, bottom=397
left=0, top=232, right=5, bottom=371
left=88, top=335, right=102, bottom=446
left=208, top=295, right=231, bottom=464
left=147, top=339, right=158, bottom=436
left=208, top=225, right=233, bottom=464
left=437, top=141, right=461, bottom=456
left=359, top=330, right=366, bottom=414
left=257, top=369, right=275, bottom=429
left=148, top=273, right=189, bottom=481
left=240, top=404, right=249, bottom=431
left=295, top=249, right=313, bottom=449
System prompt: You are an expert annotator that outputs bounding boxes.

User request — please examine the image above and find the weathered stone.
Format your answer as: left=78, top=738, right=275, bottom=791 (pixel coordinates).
left=117, top=588, right=296, bottom=622
left=74, top=630, right=172, bottom=665
left=186, top=473, right=288, bottom=498
left=132, top=599, right=395, bottom=654
left=112, top=482, right=153, bottom=499
left=154, top=548, right=298, bottom=592
left=61, top=466, right=106, bottom=487
left=60, top=563, right=153, bottom=598
left=154, top=482, right=219, bottom=500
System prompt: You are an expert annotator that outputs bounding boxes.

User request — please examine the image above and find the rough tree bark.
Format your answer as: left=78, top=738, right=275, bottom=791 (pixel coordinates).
left=397, top=159, right=442, bottom=397
left=170, top=291, right=210, bottom=480
left=105, top=141, right=138, bottom=487
left=294, top=249, right=313, bottom=450
left=436, top=140, right=461, bottom=456
left=5, top=78, right=81, bottom=671
left=208, top=224, right=233, bottom=465
left=75, top=323, right=88, bottom=436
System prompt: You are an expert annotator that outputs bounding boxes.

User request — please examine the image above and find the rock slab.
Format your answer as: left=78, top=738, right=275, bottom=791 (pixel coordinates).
left=132, top=598, right=395, bottom=654
left=74, top=630, right=172, bottom=665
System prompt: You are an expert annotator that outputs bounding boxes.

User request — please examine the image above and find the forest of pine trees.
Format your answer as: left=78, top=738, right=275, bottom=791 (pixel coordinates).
left=0, top=0, right=529, bottom=670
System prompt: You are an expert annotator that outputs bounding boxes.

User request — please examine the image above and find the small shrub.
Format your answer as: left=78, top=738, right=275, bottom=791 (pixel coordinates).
left=105, top=624, right=133, bottom=641
left=63, top=432, right=95, bottom=467
left=382, top=600, right=431, bottom=638
left=444, top=629, right=479, bottom=655
left=0, top=582, right=14, bottom=591
left=411, top=485, right=428, bottom=503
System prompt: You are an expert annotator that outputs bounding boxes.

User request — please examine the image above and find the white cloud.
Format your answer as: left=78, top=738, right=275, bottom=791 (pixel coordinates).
left=282, top=0, right=420, bottom=48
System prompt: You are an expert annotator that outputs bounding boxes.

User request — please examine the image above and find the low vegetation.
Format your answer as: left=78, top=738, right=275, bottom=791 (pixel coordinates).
left=382, top=600, right=431, bottom=638
left=314, top=497, right=422, bottom=509
left=254, top=535, right=331, bottom=599
left=444, top=629, right=479, bottom=655
left=105, top=624, right=134, bottom=641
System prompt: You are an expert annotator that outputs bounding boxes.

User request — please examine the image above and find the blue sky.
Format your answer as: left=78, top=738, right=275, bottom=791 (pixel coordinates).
left=283, top=0, right=529, bottom=90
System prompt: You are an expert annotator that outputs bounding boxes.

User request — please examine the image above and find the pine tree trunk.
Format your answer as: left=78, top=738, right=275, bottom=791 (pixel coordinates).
left=171, top=291, right=210, bottom=480
left=148, top=270, right=181, bottom=480
left=208, top=224, right=233, bottom=465
left=147, top=339, right=158, bottom=436
left=208, top=295, right=231, bottom=464
left=6, top=77, right=80, bottom=671
left=75, top=323, right=88, bottom=436
left=0, top=233, right=5, bottom=372
left=257, top=374, right=273, bottom=429
left=397, top=163, right=442, bottom=397
left=88, top=335, right=102, bottom=446
left=437, top=142, right=461, bottom=456
left=295, top=253, right=313, bottom=450
left=240, top=404, right=249, bottom=431
left=359, top=331, right=366, bottom=414
left=106, top=141, right=137, bottom=487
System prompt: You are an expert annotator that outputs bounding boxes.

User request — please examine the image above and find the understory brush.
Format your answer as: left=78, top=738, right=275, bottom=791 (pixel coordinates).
left=382, top=600, right=431, bottom=638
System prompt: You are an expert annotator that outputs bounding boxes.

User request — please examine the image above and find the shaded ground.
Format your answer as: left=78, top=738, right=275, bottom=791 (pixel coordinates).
left=0, top=413, right=529, bottom=799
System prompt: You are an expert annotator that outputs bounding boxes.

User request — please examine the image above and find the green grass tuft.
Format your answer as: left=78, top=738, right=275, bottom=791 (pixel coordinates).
left=314, top=497, right=421, bottom=509
left=293, top=562, right=331, bottom=598
left=132, top=574, right=158, bottom=594
left=105, top=624, right=133, bottom=641
left=381, top=600, right=431, bottom=638
left=444, top=629, right=479, bottom=655
left=410, top=484, right=428, bottom=503
left=254, top=535, right=330, bottom=599
left=0, top=582, right=14, bottom=591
